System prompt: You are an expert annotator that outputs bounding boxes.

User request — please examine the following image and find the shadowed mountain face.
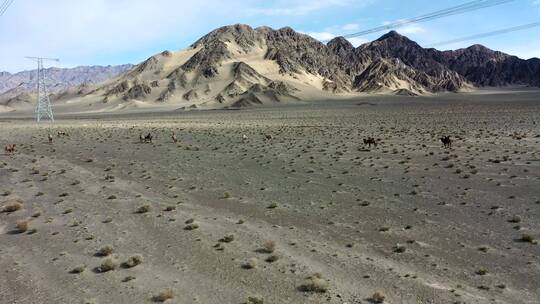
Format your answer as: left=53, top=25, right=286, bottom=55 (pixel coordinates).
left=439, top=45, right=540, bottom=87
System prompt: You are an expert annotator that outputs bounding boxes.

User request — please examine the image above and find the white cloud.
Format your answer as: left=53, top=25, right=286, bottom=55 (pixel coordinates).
left=534, top=0, right=540, bottom=7
left=301, top=21, right=370, bottom=46
left=342, top=23, right=360, bottom=31
left=347, top=37, right=368, bottom=47
left=398, top=25, right=426, bottom=34
left=302, top=31, right=367, bottom=47
left=0, top=0, right=245, bottom=72
left=1, top=0, right=380, bottom=72
left=244, top=0, right=353, bottom=16
left=381, top=20, right=426, bottom=35
left=303, top=31, right=337, bottom=41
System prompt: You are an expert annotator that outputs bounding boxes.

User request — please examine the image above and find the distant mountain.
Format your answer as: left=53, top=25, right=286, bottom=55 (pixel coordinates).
left=0, top=64, right=134, bottom=99
left=2, top=25, right=538, bottom=113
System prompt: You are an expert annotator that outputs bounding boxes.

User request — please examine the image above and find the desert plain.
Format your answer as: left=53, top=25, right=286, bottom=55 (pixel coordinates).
left=0, top=90, right=539, bottom=304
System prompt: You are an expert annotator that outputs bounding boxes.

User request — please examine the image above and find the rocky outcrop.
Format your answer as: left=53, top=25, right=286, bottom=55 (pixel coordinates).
left=123, top=82, right=152, bottom=100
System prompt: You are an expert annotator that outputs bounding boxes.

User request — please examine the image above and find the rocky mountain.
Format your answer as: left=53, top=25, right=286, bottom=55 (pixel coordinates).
left=0, top=64, right=134, bottom=99
left=3, top=24, right=538, bottom=113
left=439, top=45, right=540, bottom=87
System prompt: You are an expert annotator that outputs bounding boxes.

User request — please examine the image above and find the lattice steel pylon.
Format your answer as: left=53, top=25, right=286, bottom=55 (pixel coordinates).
left=25, top=56, right=59, bottom=122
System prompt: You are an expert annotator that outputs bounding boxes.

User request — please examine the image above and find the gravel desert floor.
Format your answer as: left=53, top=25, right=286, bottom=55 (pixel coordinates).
left=0, top=92, right=539, bottom=304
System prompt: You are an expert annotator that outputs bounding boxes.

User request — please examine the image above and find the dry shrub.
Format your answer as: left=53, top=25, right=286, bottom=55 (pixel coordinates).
left=96, top=245, right=114, bottom=257
left=220, top=234, right=235, bottom=243
left=185, top=223, right=199, bottom=230
left=298, top=273, right=328, bottom=292
left=242, top=258, right=258, bottom=269
left=123, top=255, right=143, bottom=268
left=265, top=255, right=279, bottom=263
left=97, top=259, right=116, bottom=273
left=70, top=265, right=86, bottom=274
left=247, top=295, right=264, bottom=304
left=521, top=234, right=536, bottom=243
left=370, top=292, right=385, bottom=303
left=137, top=205, right=151, bottom=214
left=3, top=201, right=22, bottom=213
left=16, top=220, right=29, bottom=233
left=262, top=240, right=276, bottom=253
left=154, top=289, right=174, bottom=302
left=267, top=202, right=278, bottom=209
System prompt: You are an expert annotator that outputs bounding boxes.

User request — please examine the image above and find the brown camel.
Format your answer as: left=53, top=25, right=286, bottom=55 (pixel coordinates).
left=440, top=136, right=452, bottom=149
left=4, top=144, right=16, bottom=154
left=363, top=137, right=377, bottom=148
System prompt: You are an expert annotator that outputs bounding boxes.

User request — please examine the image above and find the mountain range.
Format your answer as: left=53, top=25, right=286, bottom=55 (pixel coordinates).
left=1, top=24, right=539, bottom=113
left=0, top=65, right=133, bottom=109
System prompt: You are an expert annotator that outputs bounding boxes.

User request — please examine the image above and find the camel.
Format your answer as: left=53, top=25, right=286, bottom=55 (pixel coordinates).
left=171, top=133, right=178, bottom=143
left=57, top=131, right=69, bottom=137
left=242, top=134, right=248, bottom=142
left=363, top=137, right=377, bottom=148
left=48, top=134, right=53, bottom=144
left=264, top=134, right=273, bottom=141
left=4, top=144, right=16, bottom=154
left=139, top=133, right=153, bottom=143
left=440, top=136, right=452, bottom=149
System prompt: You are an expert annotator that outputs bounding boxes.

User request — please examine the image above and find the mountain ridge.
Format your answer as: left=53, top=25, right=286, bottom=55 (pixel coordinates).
left=2, top=24, right=538, bottom=113
left=0, top=64, right=134, bottom=95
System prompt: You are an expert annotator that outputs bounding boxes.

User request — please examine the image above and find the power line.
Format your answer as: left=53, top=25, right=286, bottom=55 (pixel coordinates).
left=0, top=0, right=15, bottom=17
left=324, top=0, right=514, bottom=41
left=0, top=0, right=10, bottom=14
left=425, top=21, right=540, bottom=47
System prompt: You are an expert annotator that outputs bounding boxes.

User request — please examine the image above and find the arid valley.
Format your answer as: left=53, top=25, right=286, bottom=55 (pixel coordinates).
left=1, top=90, right=539, bottom=304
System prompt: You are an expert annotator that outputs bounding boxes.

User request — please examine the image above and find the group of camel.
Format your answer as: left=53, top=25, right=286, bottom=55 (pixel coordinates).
left=3, top=131, right=453, bottom=155
left=363, top=136, right=452, bottom=149
left=362, top=136, right=452, bottom=149
left=46, top=131, right=70, bottom=144
left=139, top=132, right=179, bottom=144
left=136, top=132, right=453, bottom=149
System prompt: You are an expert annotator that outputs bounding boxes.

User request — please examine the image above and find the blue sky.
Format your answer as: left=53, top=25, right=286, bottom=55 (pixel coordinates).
left=1, top=0, right=539, bottom=72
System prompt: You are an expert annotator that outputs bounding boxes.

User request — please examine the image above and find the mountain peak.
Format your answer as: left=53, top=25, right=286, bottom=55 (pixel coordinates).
left=376, top=30, right=406, bottom=41
left=328, top=37, right=353, bottom=48
left=192, top=24, right=258, bottom=48
left=465, top=44, right=488, bottom=51
left=327, top=37, right=354, bottom=55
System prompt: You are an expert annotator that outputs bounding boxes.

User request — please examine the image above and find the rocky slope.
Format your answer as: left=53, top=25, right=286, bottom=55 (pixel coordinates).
left=439, top=45, right=540, bottom=87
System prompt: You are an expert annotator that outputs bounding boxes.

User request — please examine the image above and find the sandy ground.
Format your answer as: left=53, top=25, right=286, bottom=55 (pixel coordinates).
left=0, top=92, right=539, bottom=304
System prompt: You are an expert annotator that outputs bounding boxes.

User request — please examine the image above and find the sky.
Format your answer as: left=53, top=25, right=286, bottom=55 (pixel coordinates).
left=1, top=0, right=539, bottom=73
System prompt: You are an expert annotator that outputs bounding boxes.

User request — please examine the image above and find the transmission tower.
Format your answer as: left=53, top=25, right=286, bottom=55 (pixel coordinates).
left=25, top=56, right=59, bottom=123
